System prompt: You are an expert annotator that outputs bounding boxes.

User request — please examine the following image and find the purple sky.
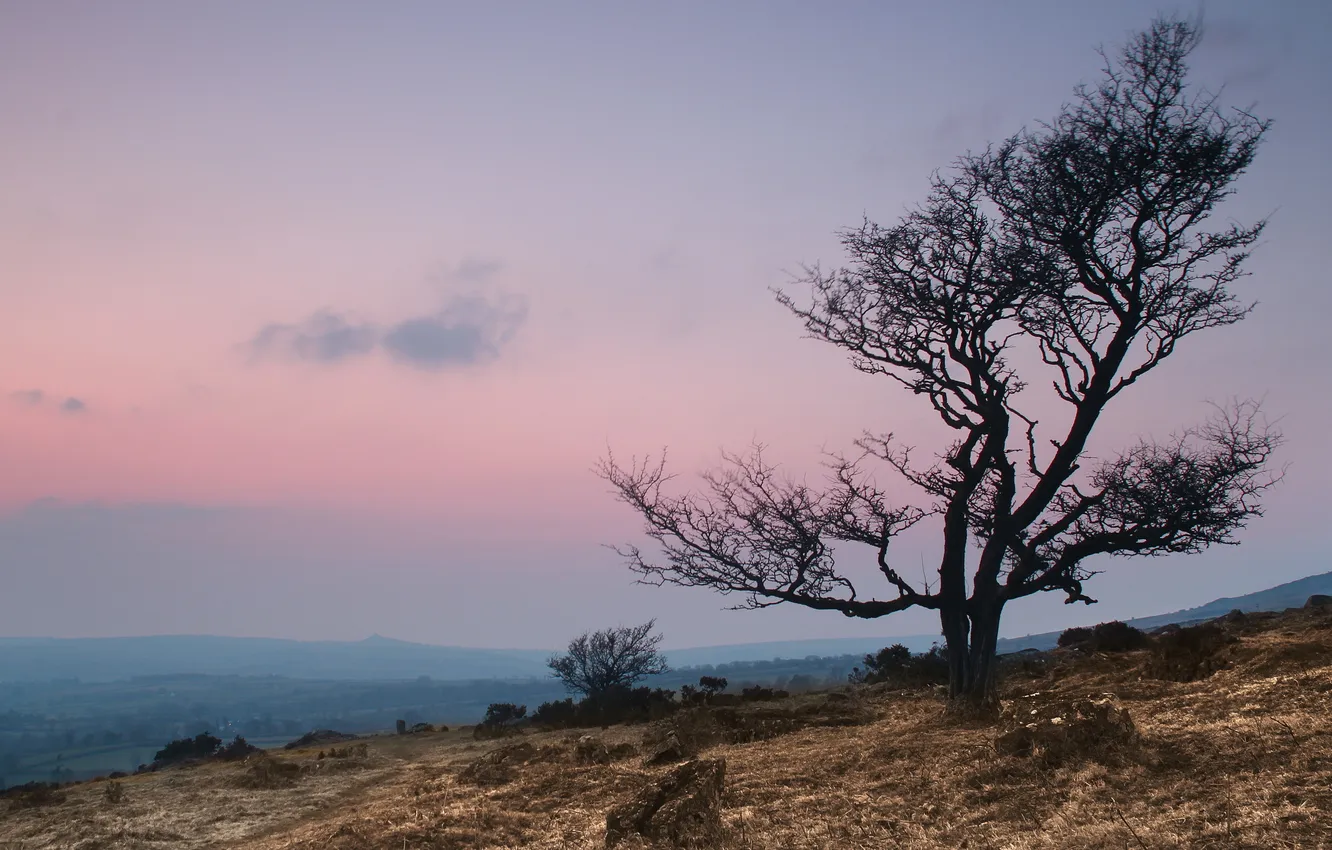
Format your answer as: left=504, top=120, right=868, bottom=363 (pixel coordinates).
left=2, top=1, right=1329, bottom=649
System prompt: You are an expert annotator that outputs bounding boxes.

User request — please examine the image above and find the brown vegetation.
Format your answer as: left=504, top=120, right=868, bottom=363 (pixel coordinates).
left=1, top=605, right=1329, bottom=849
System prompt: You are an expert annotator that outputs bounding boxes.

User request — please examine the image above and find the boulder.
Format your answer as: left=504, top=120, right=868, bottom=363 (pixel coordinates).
left=996, top=694, right=1138, bottom=764
left=576, top=735, right=611, bottom=764
left=574, top=735, right=636, bottom=765
left=457, top=742, right=537, bottom=786
left=605, top=758, right=725, bottom=848
left=1306, top=594, right=1332, bottom=609
left=644, top=730, right=689, bottom=766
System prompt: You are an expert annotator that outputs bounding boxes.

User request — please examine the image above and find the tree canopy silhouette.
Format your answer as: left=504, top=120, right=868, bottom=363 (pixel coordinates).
left=548, top=620, right=670, bottom=698
left=599, top=17, right=1282, bottom=712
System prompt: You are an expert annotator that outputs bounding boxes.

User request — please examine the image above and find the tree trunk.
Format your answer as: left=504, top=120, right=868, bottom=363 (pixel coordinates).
left=941, top=600, right=1004, bottom=717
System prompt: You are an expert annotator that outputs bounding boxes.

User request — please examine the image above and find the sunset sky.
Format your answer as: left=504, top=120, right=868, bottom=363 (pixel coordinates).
left=2, top=0, right=1329, bottom=649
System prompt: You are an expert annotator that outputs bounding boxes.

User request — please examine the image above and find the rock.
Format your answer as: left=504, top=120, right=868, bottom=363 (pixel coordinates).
left=576, top=735, right=611, bottom=764
left=1306, top=594, right=1332, bottom=609
left=605, top=758, right=726, bottom=848
left=996, top=694, right=1138, bottom=764
left=457, top=742, right=537, bottom=786
left=395, top=719, right=407, bottom=735
left=644, top=730, right=689, bottom=766
left=408, top=722, right=435, bottom=734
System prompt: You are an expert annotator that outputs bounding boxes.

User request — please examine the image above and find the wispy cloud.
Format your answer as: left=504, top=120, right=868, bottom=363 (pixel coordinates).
left=446, top=258, right=503, bottom=285
left=245, top=293, right=527, bottom=370
left=9, top=389, right=89, bottom=415
left=248, top=311, right=378, bottom=364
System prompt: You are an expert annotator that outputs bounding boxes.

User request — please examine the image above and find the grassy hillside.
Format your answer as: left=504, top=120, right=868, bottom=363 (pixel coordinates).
left=3, top=602, right=1328, bottom=849
left=997, top=569, right=1332, bottom=653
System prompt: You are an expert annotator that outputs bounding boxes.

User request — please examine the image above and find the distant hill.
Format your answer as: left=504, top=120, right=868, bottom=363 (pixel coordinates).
left=996, top=570, right=1332, bottom=653
left=2, top=570, right=1327, bottom=681
left=0, top=634, right=555, bottom=683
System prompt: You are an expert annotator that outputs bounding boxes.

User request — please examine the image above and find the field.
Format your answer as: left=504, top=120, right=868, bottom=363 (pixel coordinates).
left=2, top=605, right=1329, bottom=849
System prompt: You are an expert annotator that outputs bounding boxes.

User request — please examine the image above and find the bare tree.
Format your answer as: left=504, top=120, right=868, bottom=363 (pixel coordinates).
left=548, top=620, right=670, bottom=697
left=599, top=17, right=1282, bottom=713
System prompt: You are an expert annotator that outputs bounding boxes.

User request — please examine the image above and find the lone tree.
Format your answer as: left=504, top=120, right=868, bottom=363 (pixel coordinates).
left=599, top=18, right=1281, bottom=713
left=548, top=620, right=670, bottom=697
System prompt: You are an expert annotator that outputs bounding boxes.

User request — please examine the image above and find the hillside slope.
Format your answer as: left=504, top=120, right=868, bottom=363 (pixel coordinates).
left=3, top=603, right=1329, bottom=849
left=997, top=569, right=1332, bottom=653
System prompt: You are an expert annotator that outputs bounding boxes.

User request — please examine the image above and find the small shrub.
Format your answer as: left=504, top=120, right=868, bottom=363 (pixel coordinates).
left=325, top=743, right=368, bottom=759
left=531, top=698, right=578, bottom=728
left=234, top=754, right=304, bottom=789
left=103, top=780, right=125, bottom=805
left=1146, top=621, right=1236, bottom=681
left=483, top=703, right=528, bottom=726
left=698, top=676, right=728, bottom=695
left=217, top=735, right=261, bottom=761
left=848, top=644, right=949, bottom=687
left=741, top=685, right=778, bottom=701
left=1057, top=626, right=1095, bottom=648
left=1058, top=621, right=1146, bottom=652
left=3, top=781, right=66, bottom=809
left=153, top=732, right=222, bottom=766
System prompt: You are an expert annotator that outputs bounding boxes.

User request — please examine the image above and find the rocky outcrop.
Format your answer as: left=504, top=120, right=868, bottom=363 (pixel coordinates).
left=605, top=758, right=725, bottom=848
left=996, top=694, right=1138, bottom=764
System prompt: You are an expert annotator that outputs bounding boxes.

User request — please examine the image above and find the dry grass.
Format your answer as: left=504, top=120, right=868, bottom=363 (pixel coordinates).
left=2, top=608, right=1329, bottom=849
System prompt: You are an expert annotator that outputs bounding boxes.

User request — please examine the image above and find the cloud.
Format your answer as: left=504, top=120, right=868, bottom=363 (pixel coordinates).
left=246, top=294, right=527, bottom=370
left=382, top=296, right=527, bottom=369
left=247, top=311, right=379, bottom=364
left=449, top=258, right=503, bottom=284
left=9, top=389, right=89, bottom=415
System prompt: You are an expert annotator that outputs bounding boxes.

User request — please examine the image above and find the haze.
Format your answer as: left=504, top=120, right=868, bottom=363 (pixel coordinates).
left=2, top=0, right=1329, bottom=650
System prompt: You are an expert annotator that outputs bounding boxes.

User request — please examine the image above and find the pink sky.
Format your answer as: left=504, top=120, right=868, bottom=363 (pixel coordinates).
left=2, top=0, right=1329, bottom=647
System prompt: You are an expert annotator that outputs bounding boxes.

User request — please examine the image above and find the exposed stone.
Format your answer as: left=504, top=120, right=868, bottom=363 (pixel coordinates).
left=1306, top=594, right=1332, bottom=609
left=996, top=693, right=1138, bottom=764
left=644, top=730, right=689, bottom=766
left=605, top=758, right=725, bottom=848
left=576, top=735, right=611, bottom=764
left=457, top=741, right=537, bottom=786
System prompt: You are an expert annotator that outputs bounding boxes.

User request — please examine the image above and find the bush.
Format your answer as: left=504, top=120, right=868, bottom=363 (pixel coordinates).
left=2, top=781, right=66, bottom=808
left=234, top=754, right=304, bottom=789
left=531, top=698, right=578, bottom=728
left=1057, top=621, right=1147, bottom=652
left=698, top=676, right=728, bottom=695
left=1146, top=621, right=1235, bottom=682
left=740, top=685, right=789, bottom=702
left=483, top=703, right=527, bottom=726
left=153, top=732, right=222, bottom=766
left=531, top=687, right=679, bottom=729
left=848, top=645, right=948, bottom=687
left=1057, top=626, right=1095, bottom=648
left=217, top=735, right=260, bottom=761
left=103, top=780, right=125, bottom=805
